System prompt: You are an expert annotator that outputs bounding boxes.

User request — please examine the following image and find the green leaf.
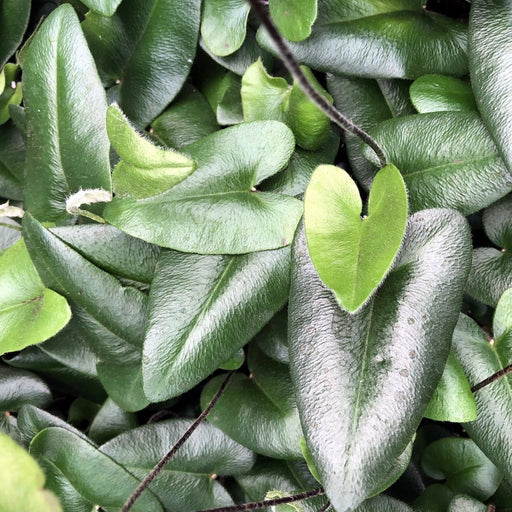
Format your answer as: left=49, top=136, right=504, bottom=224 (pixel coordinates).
left=103, top=121, right=303, bottom=254
left=107, top=104, right=196, bottom=199
left=270, top=0, right=317, bottom=42
left=469, top=0, right=512, bottom=175
left=81, top=0, right=123, bottom=16
left=304, top=164, right=408, bottom=313
left=0, top=239, right=71, bottom=355
left=23, top=5, right=111, bottom=223
left=101, top=419, right=254, bottom=511
left=0, top=0, right=31, bottom=68
left=410, top=74, right=476, bottom=113
left=414, top=484, right=456, bottom=512
left=258, top=10, right=467, bottom=80
left=82, top=0, right=200, bottom=128
left=448, top=495, right=487, bottom=512
left=88, top=398, right=138, bottom=445
left=0, top=64, right=23, bottom=126
left=355, top=495, right=414, bottom=512
left=30, top=427, right=163, bottom=512
left=0, top=122, right=25, bottom=201
left=201, top=346, right=303, bottom=459
left=289, top=209, right=471, bottom=511
left=466, top=194, right=512, bottom=307
left=452, top=290, right=512, bottom=478
left=424, top=351, right=477, bottom=422
left=364, top=112, right=512, bottom=215
left=0, top=430, right=62, bottom=512
left=143, top=246, right=290, bottom=401
left=0, top=366, right=52, bottom=412
left=422, top=437, right=503, bottom=501
left=254, top=308, right=289, bottom=364
left=201, top=0, right=250, bottom=57
left=22, top=214, right=149, bottom=411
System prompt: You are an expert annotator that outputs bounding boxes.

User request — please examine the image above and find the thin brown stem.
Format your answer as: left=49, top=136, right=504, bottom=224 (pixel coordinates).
left=196, top=487, right=325, bottom=512
left=121, top=372, right=234, bottom=512
left=317, top=500, right=331, bottom=512
left=472, top=364, right=512, bottom=393
left=246, top=0, right=387, bottom=168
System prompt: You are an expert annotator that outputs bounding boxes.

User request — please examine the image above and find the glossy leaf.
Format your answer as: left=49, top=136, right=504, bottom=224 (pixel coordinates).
left=81, top=0, right=122, bottom=16
left=107, top=104, right=196, bottom=199
left=82, top=0, right=200, bottom=128
left=410, top=74, right=476, bottom=113
left=424, top=351, right=477, bottom=422
left=258, top=10, right=467, bottom=79
left=0, top=430, right=62, bottom=512
left=30, top=427, right=163, bottom=512
left=364, top=112, right=512, bottom=214
left=448, top=495, right=487, bottom=512
left=0, top=122, right=25, bottom=201
left=270, top=0, right=317, bottom=42
left=254, top=308, right=289, bottom=364
left=0, top=0, right=31, bottom=68
left=201, top=0, right=250, bottom=57
left=289, top=209, right=471, bottom=511
left=469, top=0, right=512, bottom=175
left=0, top=366, right=52, bottom=412
left=466, top=195, right=512, bottom=307
left=355, top=495, right=414, bottom=512
left=422, top=437, right=503, bottom=501
left=88, top=398, right=138, bottom=445
left=101, top=419, right=254, bottom=511
left=103, top=121, right=303, bottom=254
left=0, top=239, right=71, bottom=355
left=414, top=484, right=455, bottom=512
left=304, top=164, right=408, bottom=313
left=452, top=290, right=512, bottom=478
left=143, top=246, right=290, bottom=400
left=23, top=5, right=111, bottom=222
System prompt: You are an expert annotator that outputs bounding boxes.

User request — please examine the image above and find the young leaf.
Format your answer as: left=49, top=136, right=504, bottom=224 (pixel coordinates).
left=107, top=104, right=196, bottom=199
left=269, top=0, right=317, bottom=42
left=304, top=164, right=408, bottom=313
left=0, top=239, right=71, bottom=355
left=103, top=121, right=303, bottom=254
left=23, top=4, right=111, bottom=222
left=0, top=430, right=62, bottom=512
left=0, top=0, right=31, bottom=68
left=289, top=209, right=471, bottom=511
left=80, top=0, right=123, bottom=16
left=143, top=247, right=290, bottom=401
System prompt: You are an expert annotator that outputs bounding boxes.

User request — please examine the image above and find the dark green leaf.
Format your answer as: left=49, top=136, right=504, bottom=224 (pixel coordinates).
left=88, top=398, right=138, bottom=445
left=289, top=209, right=471, bottom=511
left=254, top=308, right=289, bottom=365
left=364, top=112, right=512, bottom=214
left=0, top=64, right=23, bottom=125
left=82, top=0, right=200, bottom=128
left=143, top=246, right=290, bottom=400
left=414, top=484, right=456, bottom=512
left=23, top=5, right=111, bottom=222
left=0, top=121, right=26, bottom=201
left=270, top=0, right=317, bottom=42
left=30, top=427, right=163, bottom=511
left=103, top=121, right=302, bottom=254
left=0, top=366, right=52, bottom=412
left=354, top=495, right=414, bottom=512
left=81, top=0, right=123, bottom=16
left=0, top=0, right=31, bottom=68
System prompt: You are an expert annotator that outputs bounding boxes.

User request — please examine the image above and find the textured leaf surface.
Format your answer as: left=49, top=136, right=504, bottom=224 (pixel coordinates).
left=23, top=5, right=111, bottom=222
left=469, top=0, right=512, bottom=175
left=0, top=366, right=52, bottom=412
left=258, top=10, right=467, bottom=79
left=0, top=123, right=25, bottom=201
left=30, top=427, right=163, bottom=512
left=364, top=112, right=512, bottom=214
left=82, top=0, right=200, bottom=128
left=304, top=164, right=407, bottom=313
left=144, top=246, right=290, bottom=400
left=101, top=419, right=254, bottom=511
left=81, top=0, right=123, bottom=16
left=104, top=121, right=302, bottom=254
left=289, top=210, right=471, bottom=511
left=0, top=240, right=71, bottom=355
left=448, top=495, right=487, bottom=512
left=88, top=398, right=137, bottom=445
left=270, top=0, right=317, bottom=41
left=0, top=0, right=31, bottom=68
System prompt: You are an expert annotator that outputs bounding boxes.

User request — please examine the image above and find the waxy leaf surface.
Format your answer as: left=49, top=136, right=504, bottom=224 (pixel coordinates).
left=289, top=209, right=471, bottom=511
left=0, top=0, right=31, bottom=68
left=0, top=366, right=52, bottom=412
left=304, top=164, right=407, bottom=313
left=81, top=0, right=123, bottom=16
left=103, top=121, right=302, bottom=254
left=23, top=5, right=111, bottom=222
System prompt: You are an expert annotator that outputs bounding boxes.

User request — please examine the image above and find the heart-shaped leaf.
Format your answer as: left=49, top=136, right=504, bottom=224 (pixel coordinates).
left=107, top=104, right=196, bottom=199
left=0, top=0, right=31, bottom=68
left=304, top=163, right=408, bottom=313
left=0, top=239, right=71, bottom=355
left=143, top=246, right=290, bottom=401
left=23, top=5, right=111, bottom=222
left=269, top=0, right=317, bottom=42
left=410, top=74, right=476, bottom=113
left=363, top=112, right=512, bottom=214
left=82, top=0, right=200, bottom=128
left=101, top=419, right=254, bottom=511
left=103, top=121, right=303, bottom=254
left=289, top=209, right=471, bottom=511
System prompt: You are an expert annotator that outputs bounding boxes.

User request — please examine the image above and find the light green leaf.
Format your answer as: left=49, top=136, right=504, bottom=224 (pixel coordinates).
left=270, top=0, right=317, bottom=42
left=0, top=64, right=23, bottom=125
left=107, top=104, right=196, bottom=199
left=81, top=0, right=123, bottom=16
left=103, top=121, right=302, bottom=254
left=410, top=74, right=476, bottom=113
left=448, top=495, right=487, bottom=512
left=0, top=0, right=31, bottom=68
left=304, top=164, right=407, bottom=313
left=0, top=239, right=71, bottom=355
